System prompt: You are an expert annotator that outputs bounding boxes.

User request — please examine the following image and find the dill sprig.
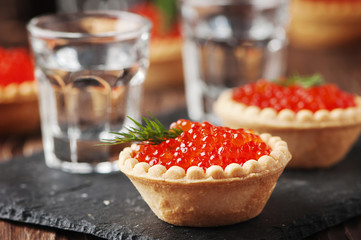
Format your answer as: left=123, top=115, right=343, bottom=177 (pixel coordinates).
left=276, top=74, right=324, bottom=88
left=102, top=115, right=183, bottom=145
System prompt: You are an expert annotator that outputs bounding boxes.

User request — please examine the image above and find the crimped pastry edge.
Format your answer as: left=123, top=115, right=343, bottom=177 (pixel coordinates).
left=214, top=90, right=361, bottom=129
left=149, top=37, right=182, bottom=62
left=0, top=81, right=37, bottom=103
left=118, top=133, right=291, bottom=182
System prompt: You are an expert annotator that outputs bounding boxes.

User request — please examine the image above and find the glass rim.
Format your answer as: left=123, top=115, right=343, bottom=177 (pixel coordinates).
left=27, top=10, right=152, bottom=40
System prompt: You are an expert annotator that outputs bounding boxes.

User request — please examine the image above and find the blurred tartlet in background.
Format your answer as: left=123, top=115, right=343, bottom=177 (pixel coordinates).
left=289, top=0, right=361, bottom=49
left=0, top=47, right=39, bottom=135
left=130, top=0, right=183, bottom=89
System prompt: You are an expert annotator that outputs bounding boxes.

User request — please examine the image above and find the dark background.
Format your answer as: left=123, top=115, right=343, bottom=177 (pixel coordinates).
left=0, top=0, right=56, bottom=47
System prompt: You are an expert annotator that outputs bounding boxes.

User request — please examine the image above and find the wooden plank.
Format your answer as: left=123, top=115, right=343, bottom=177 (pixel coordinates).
left=345, top=216, right=361, bottom=240
left=0, top=220, right=12, bottom=240
left=55, top=229, right=104, bottom=240
left=0, top=220, right=105, bottom=240
left=11, top=221, right=56, bottom=240
left=324, top=223, right=347, bottom=240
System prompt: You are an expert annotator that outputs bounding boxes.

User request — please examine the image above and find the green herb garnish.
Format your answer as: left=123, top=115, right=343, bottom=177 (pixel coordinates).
left=102, top=115, right=183, bottom=145
left=276, top=74, right=325, bottom=88
left=153, top=0, right=178, bottom=32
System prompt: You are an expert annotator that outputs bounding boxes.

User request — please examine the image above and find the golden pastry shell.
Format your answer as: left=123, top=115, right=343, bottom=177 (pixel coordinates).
left=290, top=0, right=361, bottom=23
left=145, top=37, right=184, bottom=89
left=289, top=0, right=361, bottom=48
left=118, top=134, right=290, bottom=227
left=214, top=90, right=361, bottom=168
left=0, top=81, right=37, bottom=103
left=0, top=81, right=39, bottom=135
left=149, top=38, right=182, bottom=63
left=214, top=90, right=361, bottom=129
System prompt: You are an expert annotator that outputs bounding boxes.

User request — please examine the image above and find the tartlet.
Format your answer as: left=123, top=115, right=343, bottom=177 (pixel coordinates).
left=130, top=2, right=184, bottom=89
left=145, top=37, right=183, bottom=89
left=214, top=77, right=361, bottom=168
left=289, top=0, right=361, bottom=49
left=0, top=47, right=39, bottom=135
left=116, top=118, right=291, bottom=227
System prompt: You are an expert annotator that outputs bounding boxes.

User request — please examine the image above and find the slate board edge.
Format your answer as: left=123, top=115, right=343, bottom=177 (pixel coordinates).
left=1, top=151, right=361, bottom=240
left=268, top=198, right=361, bottom=239
left=0, top=203, right=155, bottom=240
left=1, top=187, right=361, bottom=240
left=0, top=151, right=154, bottom=240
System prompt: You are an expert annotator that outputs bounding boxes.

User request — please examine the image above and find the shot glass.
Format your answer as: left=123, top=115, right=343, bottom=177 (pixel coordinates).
left=180, top=0, right=289, bottom=124
left=27, top=11, right=151, bottom=173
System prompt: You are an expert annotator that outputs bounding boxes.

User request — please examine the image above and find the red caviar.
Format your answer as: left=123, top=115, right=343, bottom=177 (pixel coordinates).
left=130, top=2, right=180, bottom=39
left=134, top=119, right=271, bottom=171
left=0, top=47, right=35, bottom=87
left=232, top=79, right=356, bottom=113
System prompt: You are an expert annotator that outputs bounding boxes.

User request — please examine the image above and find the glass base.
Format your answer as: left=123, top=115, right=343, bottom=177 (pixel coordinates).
left=45, top=155, right=119, bottom=174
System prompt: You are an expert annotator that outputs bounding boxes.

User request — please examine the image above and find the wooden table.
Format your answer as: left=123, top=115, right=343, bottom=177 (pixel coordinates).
left=1, top=44, right=361, bottom=239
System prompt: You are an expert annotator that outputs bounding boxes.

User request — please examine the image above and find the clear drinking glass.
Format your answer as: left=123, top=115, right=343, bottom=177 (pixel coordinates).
left=27, top=11, right=151, bottom=173
left=180, top=0, right=289, bottom=124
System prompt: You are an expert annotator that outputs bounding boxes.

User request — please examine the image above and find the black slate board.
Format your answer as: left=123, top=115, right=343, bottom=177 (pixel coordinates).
left=1, top=110, right=361, bottom=240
